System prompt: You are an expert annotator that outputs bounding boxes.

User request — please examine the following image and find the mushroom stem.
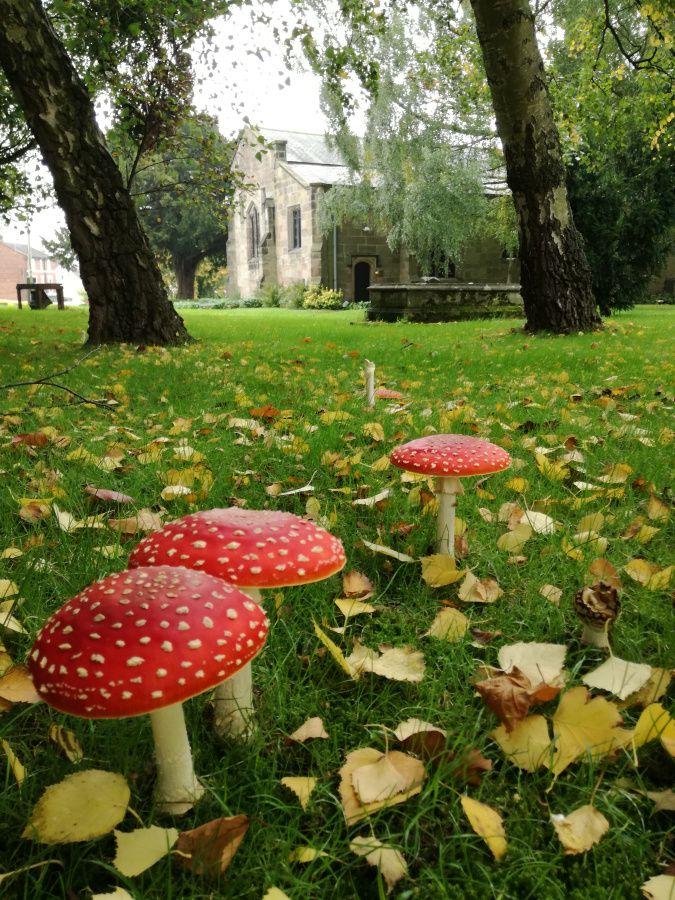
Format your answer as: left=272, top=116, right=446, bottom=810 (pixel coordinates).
left=580, top=622, right=611, bottom=649
left=213, top=587, right=263, bottom=739
left=364, top=359, right=375, bottom=408
left=150, top=702, right=205, bottom=815
left=435, top=476, right=464, bottom=557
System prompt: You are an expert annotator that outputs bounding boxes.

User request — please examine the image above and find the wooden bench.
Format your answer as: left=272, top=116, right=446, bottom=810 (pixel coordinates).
left=16, top=283, right=65, bottom=310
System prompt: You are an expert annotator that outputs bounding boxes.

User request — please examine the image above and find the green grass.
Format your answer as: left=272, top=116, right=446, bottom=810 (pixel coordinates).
left=0, top=305, right=672, bottom=899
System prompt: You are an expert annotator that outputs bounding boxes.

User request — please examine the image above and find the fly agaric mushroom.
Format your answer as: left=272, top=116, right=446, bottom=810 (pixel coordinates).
left=574, top=581, right=620, bottom=648
left=129, top=508, right=345, bottom=737
left=28, top=566, right=268, bottom=815
left=390, top=434, right=511, bottom=557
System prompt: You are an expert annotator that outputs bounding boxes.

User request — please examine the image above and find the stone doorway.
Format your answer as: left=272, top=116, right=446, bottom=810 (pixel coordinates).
left=353, top=260, right=372, bottom=301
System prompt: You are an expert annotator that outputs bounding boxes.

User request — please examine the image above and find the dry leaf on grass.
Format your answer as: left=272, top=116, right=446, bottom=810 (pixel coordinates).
left=460, top=796, right=507, bottom=860
left=458, top=572, right=503, bottom=603
left=421, top=555, right=464, bottom=587
left=496, top=523, right=532, bottom=552
left=550, top=805, right=609, bottom=855
left=262, top=889, right=291, bottom=900
left=113, top=826, right=179, bottom=877
left=335, top=598, right=378, bottom=619
left=0, top=664, right=40, bottom=704
left=175, top=815, right=249, bottom=878
left=539, top=584, right=562, bottom=606
left=342, top=570, right=374, bottom=598
left=339, top=748, right=425, bottom=824
left=361, top=539, right=415, bottom=563
left=313, top=622, right=357, bottom=678
left=2, top=739, right=25, bottom=784
left=281, top=777, right=317, bottom=810
left=0, top=579, right=18, bottom=599
left=22, top=769, right=130, bottom=844
left=520, top=510, right=556, bottom=534
left=108, top=508, right=163, bottom=535
left=632, top=703, right=675, bottom=756
left=623, top=559, right=673, bottom=590
left=619, top=668, right=672, bottom=709
left=350, top=835, right=407, bottom=893
left=48, top=724, right=84, bottom=763
left=586, top=557, right=622, bottom=589
left=641, top=875, right=675, bottom=899
left=646, top=494, right=670, bottom=521
left=84, top=486, right=135, bottom=504
left=582, top=657, right=652, bottom=700
left=550, top=687, right=631, bottom=775
left=492, top=715, right=552, bottom=772
left=425, top=608, right=468, bottom=642
left=288, top=845, right=327, bottom=863
left=352, top=753, right=424, bottom=804
left=288, top=717, right=329, bottom=743
left=497, top=642, right=567, bottom=690
left=476, top=669, right=541, bottom=732
left=645, top=790, right=675, bottom=812
left=346, top=641, right=426, bottom=682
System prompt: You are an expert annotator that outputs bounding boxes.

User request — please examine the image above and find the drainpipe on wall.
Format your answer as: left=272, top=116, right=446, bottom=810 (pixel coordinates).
left=333, top=224, right=338, bottom=292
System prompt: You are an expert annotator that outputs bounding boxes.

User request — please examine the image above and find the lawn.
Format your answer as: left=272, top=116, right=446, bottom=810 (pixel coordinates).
left=0, top=305, right=672, bottom=899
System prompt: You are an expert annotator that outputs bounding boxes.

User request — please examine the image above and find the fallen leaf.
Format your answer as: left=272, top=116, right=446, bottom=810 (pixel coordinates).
left=550, top=687, right=631, bottom=775
left=2, top=739, right=25, bottom=784
left=288, top=845, right=326, bottom=863
left=175, top=815, right=249, bottom=877
left=0, top=664, right=40, bottom=704
left=350, top=835, right=407, bottom=893
left=641, top=875, right=675, bottom=899
left=335, top=598, right=378, bottom=619
left=586, top=557, right=622, bottom=589
left=645, top=790, right=675, bottom=812
left=262, top=890, right=291, bottom=900
left=458, top=572, right=503, bottom=603
left=520, top=511, right=555, bottom=534
left=339, top=748, right=425, bottom=824
left=582, top=657, right=652, bottom=701
left=632, top=703, right=675, bottom=756
left=85, top=486, right=135, bottom=504
left=550, top=805, right=609, bottom=855
left=288, top=717, right=329, bottom=743
left=160, top=484, right=192, bottom=501
left=343, top=570, right=374, bottom=598
left=421, top=555, right=464, bottom=587
left=108, top=508, right=163, bottom=535
left=492, top=715, right=552, bottom=772
left=646, top=494, right=670, bottom=522
left=281, top=777, right=317, bottom=810
left=22, top=770, right=130, bottom=844
left=425, top=608, right=468, bottom=642
left=313, top=621, right=357, bottom=678
left=624, top=558, right=672, bottom=590
left=352, top=753, right=424, bottom=804
left=497, top=642, right=567, bottom=690
left=539, top=584, right=562, bottom=605
left=0, top=579, right=18, bottom=599
left=496, top=524, right=532, bottom=552
left=366, top=645, right=426, bottom=682
left=48, top=724, right=84, bottom=763
left=619, top=669, right=672, bottom=709
left=476, top=668, right=538, bottom=732
left=362, top=538, right=415, bottom=563
left=113, top=826, right=179, bottom=877
left=460, top=796, right=507, bottom=860
left=353, top=488, right=391, bottom=507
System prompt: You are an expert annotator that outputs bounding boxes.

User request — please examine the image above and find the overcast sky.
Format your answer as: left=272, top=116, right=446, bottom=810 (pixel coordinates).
left=3, top=0, right=333, bottom=259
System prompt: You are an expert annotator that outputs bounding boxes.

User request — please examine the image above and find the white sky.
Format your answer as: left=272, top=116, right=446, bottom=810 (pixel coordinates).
left=2, top=0, right=333, bottom=284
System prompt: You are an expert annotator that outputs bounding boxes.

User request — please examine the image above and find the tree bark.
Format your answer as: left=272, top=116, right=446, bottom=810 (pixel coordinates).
left=469, top=0, right=602, bottom=333
left=173, top=254, right=202, bottom=300
left=0, top=0, right=189, bottom=345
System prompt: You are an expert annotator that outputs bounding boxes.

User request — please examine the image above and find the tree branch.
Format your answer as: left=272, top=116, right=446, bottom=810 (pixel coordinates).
left=1, top=347, right=115, bottom=411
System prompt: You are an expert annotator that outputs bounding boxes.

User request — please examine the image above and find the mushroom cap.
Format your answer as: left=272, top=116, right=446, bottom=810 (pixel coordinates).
left=390, top=434, right=511, bottom=477
left=128, top=508, right=346, bottom=589
left=375, top=388, right=404, bottom=400
left=28, top=566, right=269, bottom=719
left=573, top=582, right=620, bottom=628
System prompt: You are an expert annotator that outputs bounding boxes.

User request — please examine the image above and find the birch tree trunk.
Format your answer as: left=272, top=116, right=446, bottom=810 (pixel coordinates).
left=0, top=0, right=189, bottom=345
left=469, top=0, right=602, bottom=333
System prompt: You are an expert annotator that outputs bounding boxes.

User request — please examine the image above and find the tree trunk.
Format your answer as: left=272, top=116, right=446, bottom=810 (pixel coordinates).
left=173, top=255, right=201, bottom=300
left=0, top=0, right=189, bottom=345
left=469, top=0, right=602, bottom=333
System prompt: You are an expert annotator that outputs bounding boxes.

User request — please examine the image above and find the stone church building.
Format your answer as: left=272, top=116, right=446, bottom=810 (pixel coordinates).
left=227, top=127, right=516, bottom=302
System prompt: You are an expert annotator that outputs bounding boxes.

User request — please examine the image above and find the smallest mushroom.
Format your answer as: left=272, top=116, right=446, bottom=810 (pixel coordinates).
left=390, top=434, right=511, bottom=557
left=574, top=582, right=620, bottom=648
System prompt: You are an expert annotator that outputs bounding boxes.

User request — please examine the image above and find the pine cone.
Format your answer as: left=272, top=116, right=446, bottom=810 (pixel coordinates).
left=574, top=581, right=620, bottom=628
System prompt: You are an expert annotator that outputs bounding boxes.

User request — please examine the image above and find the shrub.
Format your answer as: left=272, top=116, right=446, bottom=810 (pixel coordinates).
left=279, top=282, right=307, bottom=309
left=302, top=285, right=344, bottom=310
left=241, top=295, right=263, bottom=308
left=256, top=284, right=283, bottom=307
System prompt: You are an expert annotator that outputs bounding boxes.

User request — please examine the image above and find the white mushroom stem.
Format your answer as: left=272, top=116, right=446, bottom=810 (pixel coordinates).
left=213, top=587, right=263, bottom=739
left=580, top=622, right=611, bottom=649
left=150, top=701, right=205, bottom=815
left=364, top=359, right=376, bottom=408
left=435, top=476, right=464, bottom=557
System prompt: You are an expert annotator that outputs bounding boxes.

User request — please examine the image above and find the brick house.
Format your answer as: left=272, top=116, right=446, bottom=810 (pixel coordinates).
left=227, top=127, right=516, bottom=302
left=0, top=240, right=60, bottom=302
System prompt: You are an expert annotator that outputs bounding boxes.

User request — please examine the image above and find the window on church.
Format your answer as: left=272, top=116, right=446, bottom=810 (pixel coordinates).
left=289, top=206, right=301, bottom=250
left=248, top=206, right=260, bottom=259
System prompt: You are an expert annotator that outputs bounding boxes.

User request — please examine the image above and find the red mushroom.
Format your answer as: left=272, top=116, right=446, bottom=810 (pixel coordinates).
left=28, top=566, right=268, bottom=814
left=390, top=434, right=511, bottom=557
left=129, top=508, right=346, bottom=737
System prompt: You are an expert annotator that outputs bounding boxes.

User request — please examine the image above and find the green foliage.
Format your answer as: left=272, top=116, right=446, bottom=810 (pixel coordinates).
left=42, top=226, right=78, bottom=272
left=256, top=284, right=283, bottom=307
left=279, top=282, right=307, bottom=309
left=302, top=285, right=344, bottom=309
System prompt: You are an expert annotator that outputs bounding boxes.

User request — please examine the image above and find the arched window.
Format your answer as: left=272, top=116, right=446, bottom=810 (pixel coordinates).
left=248, top=206, right=260, bottom=259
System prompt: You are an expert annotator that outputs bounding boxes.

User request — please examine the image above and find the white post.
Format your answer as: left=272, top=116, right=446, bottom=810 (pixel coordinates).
left=364, top=359, right=375, bottom=408
left=213, top=587, right=263, bottom=739
left=435, top=476, right=464, bottom=557
left=150, top=702, right=205, bottom=815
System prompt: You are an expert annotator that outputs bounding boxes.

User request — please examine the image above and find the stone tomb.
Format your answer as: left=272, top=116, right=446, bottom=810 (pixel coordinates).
left=367, top=281, right=523, bottom=323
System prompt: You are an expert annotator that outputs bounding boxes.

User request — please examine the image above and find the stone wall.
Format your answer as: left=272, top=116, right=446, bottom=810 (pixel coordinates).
left=457, top=235, right=519, bottom=284
left=368, top=283, right=524, bottom=323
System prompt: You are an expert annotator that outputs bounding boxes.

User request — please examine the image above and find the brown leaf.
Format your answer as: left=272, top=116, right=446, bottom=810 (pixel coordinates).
left=475, top=668, right=535, bottom=732
left=586, top=558, right=622, bottom=590
left=11, top=432, right=49, bottom=447
left=0, top=665, right=41, bottom=704
left=175, top=815, right=249, bottom=878
left=249, top=404, right=281, bottom=421
left=108, top=508, right=163, bottom=535
left=342, top=570, right=374, bottom=599
left=85, top=486, right=135, bottom=504
left=393, top=718, right=446, bottom=759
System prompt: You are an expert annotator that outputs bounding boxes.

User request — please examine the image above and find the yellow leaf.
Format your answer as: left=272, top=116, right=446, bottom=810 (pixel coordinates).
left=425, top=608, right=468, bottom=642
left=371, top=455, right=391, bottom=472
left=496, top=524, right=532, bottom=552
left=520, top=511, right=555, bottom=534
left=505, top=477, right=528, bottom=492
left=582, top=657, right=652, bottom=701
left=335, top=598, right=378, bottom=619
left=263, top=889, right=291, bottom=900
left=281, top=777, right=317, bottom=811
left=48, top=724, right=84, bottom=763
left=421, top=555, right=464, bottom=587
left=598, top=462, right=632, bottom=483
left=641, top=874, right=675, bottom=899
left=305, top=496, right=322, bottom=521
left=492, top=716, right=552, bottom=772
left=339, top=748, right=425, bottom=824
left=539, top=584, right=562, bottom=605
left=458, top=572, right=502, bottom=603
left=578, top=512, right=605, bottom=533
left=632, top=703, right=675, bottom=756
left=362, top=539, right=415, bottom=563
left=550, top=805, right=609, bottom=855
left=0, top=579, right=18, bottom=599
left=313, top=621, right=357, bottom=679
left=460, top=796, right=507, bottom=861
left=647, top=494, right=670, bottom=521
left=535, top=453, right=569, bottom=482
left=619, top=669, right=672, bottom=709
left=1, top=739, right=25, bottom=784
left=288, top=845, right=326, bottom=863
left=288, top=717, right=329, bottom=743
left=113, top=826, right=179, bottom=877
left=22, top=770, right=130, bottom=844
left=160, top=484, right=192, bottom=501
left=363, top=422, right=385, bottom=442
left=624, top=558, right=671, bottom=589
left=320, top=410, right=352, bottom=425
left=350, top=835, right=408, bottom=892
left=549, top=687, right=631, bottom=775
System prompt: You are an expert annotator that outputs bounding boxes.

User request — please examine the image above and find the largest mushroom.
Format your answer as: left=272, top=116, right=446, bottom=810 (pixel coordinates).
left=129, top=508, right=345, bottom=737
left=28, top=566, right=268, bottom=814
left=390, top=434, right=511, bottom=557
